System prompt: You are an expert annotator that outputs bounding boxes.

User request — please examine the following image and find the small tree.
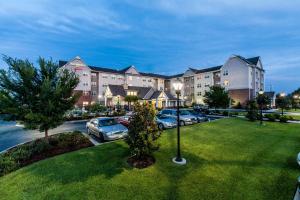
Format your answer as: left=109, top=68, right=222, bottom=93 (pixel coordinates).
left=276, top=94, right=290, bottom=115
left=204, top=85, right=231, bottom=109
left=0, top=56, right=79, bottom=138
left=246, top=100, right=258, bottom=121
left=125, top=95, right=138, bottom=110
left=85, top=103, right=106, bottom=113
left=125, top=102, right=160, bottom=168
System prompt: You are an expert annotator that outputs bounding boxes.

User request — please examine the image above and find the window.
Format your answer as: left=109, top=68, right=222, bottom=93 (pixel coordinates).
left=91, top=91, right=97, bottom=96
left=91, top=73, right=97, bottom=77
left=102, top=84, right=108, bottom=87
left=83, top=72, right=88, bottom=76
left=148, top=79, right=152, bottom=82
left=102, top=74, right=108, bottom=78
left=111, top=75, right=116, bottom=80
left=205, top=75, right=210, bottom=79
left=83, top=82, right=88, bottom=86
left=127, top=91, right=137, bottom=96
left=224, top=80, right=229, bottom=86
left=83, top=91, right=89, bottom=96
left=83, top=101, right=89, bottom=106
left=197, top=92, right=202, bottom=96
left=143, top=79, right=146, bottom=82
left=197, top=84, right=201, bottom=88
left=205, top=84, right=210, bottom=87
left=197, top=75, right=201, bottom=80
left=118, top=76, right=123, bottom=80
left=223, top=70, right=228, bottom=76
left=91, top=82, right=97, bottom=86
left=128, top=76, right=133, bottom=81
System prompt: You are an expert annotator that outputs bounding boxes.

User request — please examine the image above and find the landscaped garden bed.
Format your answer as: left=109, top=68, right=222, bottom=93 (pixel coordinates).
left=0, top=131, right=93, bottom=176
left=0, top=118, right=299, bottom=199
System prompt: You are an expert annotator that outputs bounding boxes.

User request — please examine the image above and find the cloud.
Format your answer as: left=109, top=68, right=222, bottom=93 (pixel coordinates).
left=0, top=0, right=130, bottom=35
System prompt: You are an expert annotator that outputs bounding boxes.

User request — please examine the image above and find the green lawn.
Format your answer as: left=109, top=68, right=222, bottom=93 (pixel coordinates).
left=0, top=118, right=300, bottom=200
left=284, top=109, right=300, bottom=113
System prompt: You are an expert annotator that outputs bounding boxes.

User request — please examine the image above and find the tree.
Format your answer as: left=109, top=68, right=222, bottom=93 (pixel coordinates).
left=0, top=56, right=79, bottom=138
left=125, top=102, right=161, bottom=168
left=124, top=95, right=138, bottom=110
left=204, top=86, right=231, bottom=109
left=276, top=94, right=290, bottom=115
left=246, top=100, right=258, bottom=121
left=85, top=103, right=106, bottom=113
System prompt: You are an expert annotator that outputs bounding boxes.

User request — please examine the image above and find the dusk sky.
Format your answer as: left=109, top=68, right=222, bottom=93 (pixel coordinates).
left=0, top=0, right=299, bottom=93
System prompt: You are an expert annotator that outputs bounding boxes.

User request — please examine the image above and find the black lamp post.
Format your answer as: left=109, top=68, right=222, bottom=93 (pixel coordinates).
left=280, top=92, right=286, bottom=116
left=172, top=80, right=186, bottom=165
left=258, top=90, right=264, bottom=125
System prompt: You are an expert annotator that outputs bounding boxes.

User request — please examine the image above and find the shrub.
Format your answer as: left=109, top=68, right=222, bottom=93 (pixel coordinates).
left=246, top=100, right=258, bottom=121
left=265, top=114, right=276, bottom=122
left=222, top=111, right=229, bottom=116
left=288, top=116, right=294, bottom=120
left=125, top=102, right=161, bottom=164
left=279, top=115, right=289, bottom=123
left=274, top=113, right=281, bottom=119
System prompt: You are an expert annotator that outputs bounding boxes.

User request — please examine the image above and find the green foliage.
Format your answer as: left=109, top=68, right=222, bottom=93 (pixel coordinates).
left=234, top=102, right=243, bottom=109
left=125, top=102, right=161, bottom=159
left=222, top=111, right=229, bottom=116
left=85, top=103, right=107, bottom=113
left=246, top=100, right=258, bottom=121
left=256, top=93, right=270, bottom=109
left=0, top=56, right=79, bottom=137
left=204, top=86, right=231, bottom=108
left=125, top=95, right=139, bottom=103
left=265, top=114, right=276, bottom=122
left=276, top=94, right=290, bottom=110
left=279, top=115, right=289, bottom=123
left=0, top=132, right=91, bottom=176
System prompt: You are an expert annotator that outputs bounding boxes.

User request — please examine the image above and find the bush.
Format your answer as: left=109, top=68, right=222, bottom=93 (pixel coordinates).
left=279, top=115, right=289, bottom=123
left=265, top=114, right=276, bottom=122
left=246, top=100, right=258, bottom=122
left=274, top=113, right=281, bottom=119
left=288, top=116, right=294, bottom=120
left=222, top=111, right=229, bottom=116
left=125, top=102, right=161, bottom=167
left=0, top=132, right=92, bottom=176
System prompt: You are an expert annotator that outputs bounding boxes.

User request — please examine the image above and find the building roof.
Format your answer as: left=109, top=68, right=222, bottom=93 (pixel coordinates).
left=108, top=85, right=126, bottom=97
left=165, top=91, right=177, bottom=100
left=128, top=86, right=152, bottom=99
left=150, top=91, right=161, bottom=99
left=195, top=65, right=222, bottom=74
left=235, top=55, right=260, bottom=65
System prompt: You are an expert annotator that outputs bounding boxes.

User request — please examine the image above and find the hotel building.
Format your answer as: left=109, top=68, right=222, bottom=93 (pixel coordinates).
left=59, top=55, right=265, bottom=108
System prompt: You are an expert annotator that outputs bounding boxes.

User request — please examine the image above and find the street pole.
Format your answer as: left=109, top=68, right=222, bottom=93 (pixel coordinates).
left=260, top=104, right=263, bottom=125
left=175, top=92, right=182, bottom=162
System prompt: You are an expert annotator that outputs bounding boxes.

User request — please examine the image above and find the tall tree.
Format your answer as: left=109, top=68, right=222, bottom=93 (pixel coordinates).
left=0, top=56, right=79, bottom=138
left=204, top=85, right=231, bottom=109
left=275, top=94, right=290, bottom=115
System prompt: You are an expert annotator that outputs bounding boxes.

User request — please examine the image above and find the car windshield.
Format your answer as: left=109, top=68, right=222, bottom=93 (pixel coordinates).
left=179, top=110, right=191, bottom=115
left=157, top=115, right=172, bottom=119
left=99, top=118, right=118, bottom=126
left=189, top=110, right=198, bottom=115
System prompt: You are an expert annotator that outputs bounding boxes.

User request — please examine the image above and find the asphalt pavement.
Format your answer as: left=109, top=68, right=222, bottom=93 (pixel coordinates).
left=0, top=120, right=88, bottom=152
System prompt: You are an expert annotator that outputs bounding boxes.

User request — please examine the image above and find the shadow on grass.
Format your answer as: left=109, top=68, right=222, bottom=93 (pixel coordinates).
left=24, top=142, right=132, bottom=184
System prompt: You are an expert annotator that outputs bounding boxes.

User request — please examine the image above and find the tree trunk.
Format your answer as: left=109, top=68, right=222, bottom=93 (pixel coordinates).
left=45, top=129, right=49, bottom=138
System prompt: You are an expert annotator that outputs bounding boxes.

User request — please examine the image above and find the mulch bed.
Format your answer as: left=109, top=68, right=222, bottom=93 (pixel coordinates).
left=127, top=155, right=155, bottom=169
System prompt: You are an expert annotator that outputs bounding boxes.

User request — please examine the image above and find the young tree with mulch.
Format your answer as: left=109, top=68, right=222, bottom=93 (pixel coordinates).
left=0, top=56, right=79, bottom=138
left=125, top=102, right=161, bottom=168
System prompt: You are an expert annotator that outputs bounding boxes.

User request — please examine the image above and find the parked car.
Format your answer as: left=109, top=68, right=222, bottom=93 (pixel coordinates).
left=86, top=117, right=128, bottom=142
left=156, top=114, right=177, bottom=130
left=159, top=109, right=197, bottom=126
left=116, top=115, right=131, bottom=127
left=188, top=110, right=208, bottom=122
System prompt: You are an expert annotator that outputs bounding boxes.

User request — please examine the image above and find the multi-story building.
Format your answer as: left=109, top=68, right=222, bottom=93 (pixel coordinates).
left=59, top=55, right=265, bottom=108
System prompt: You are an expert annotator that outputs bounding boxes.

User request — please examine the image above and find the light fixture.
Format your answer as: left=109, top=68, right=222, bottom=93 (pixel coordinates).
left=258, top=90, right=264, bottom=95
left=280, top=92, right=286, bottom=97
left=172, top=80, right=183, bottom=94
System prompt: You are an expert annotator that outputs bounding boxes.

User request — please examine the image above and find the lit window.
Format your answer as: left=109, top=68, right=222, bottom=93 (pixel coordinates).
left=83, top=101, right=89, bottom=106
left=128, top=76, right=133, bottom=81
left=127, top=91, right=137, bottom=96
left=224, top=80, right=229, bottom=86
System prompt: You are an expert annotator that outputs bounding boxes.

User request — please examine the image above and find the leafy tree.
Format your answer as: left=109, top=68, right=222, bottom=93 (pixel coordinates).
left=85, top=103, right=106, bottom=113
left=246, top=100, right=258, bottom=121
left=276, top=94, right=290, bottom=115
left=125, top=95, right=138, bottom=110
left=204, top=86, right=231, bottom=109
left=256, top=93, right=270, bottom=109
left=0, top=56, right=79, bottom=138
left=125, top=102, right=161, bottom=162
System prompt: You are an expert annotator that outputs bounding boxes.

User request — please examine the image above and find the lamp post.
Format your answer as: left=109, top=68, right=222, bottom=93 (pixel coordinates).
left=172, top=80, right=186, bottom=165
left=280, top=92, right=286, bottom=116
left=258, top=90, right=264, bottom=125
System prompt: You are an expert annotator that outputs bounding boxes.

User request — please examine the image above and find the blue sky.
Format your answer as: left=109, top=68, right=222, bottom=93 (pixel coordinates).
left=0, top=0, right=300, bottom=93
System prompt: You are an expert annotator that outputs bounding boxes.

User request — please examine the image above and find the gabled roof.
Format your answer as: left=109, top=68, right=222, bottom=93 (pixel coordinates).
left=235, top=55, right=260, bottom=65
left=140, top=72, right=170, bottom=79
left=168, top=73, right=184, bottom=79
left=149, top=90, right=177, bottom=100
left=195, top=65, right=222, bottom=74
left=89, top=65, right=120, bottom=74
left=150, top=91, right=161, bottom=99
left=108, top=85, right=126, bottom=97
left=119, top=66, right=132, bottom=73
left=128, top=86, right=152, bottom=99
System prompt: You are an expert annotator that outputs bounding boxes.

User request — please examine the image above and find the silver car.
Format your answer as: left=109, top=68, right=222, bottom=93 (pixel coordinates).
left=159, top=109, right=198, bottom=126
left=86, top=117, right=128, bottom=142
left=156, top=115, right=177, bottom=130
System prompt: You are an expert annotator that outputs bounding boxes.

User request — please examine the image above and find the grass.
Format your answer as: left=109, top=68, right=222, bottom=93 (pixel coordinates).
left=0, top=118, right=300, bottom=200
left=284, top=109, right=300, bottom=113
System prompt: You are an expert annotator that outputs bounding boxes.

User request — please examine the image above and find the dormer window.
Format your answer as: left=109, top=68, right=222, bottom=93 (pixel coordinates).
left=127, top=91, right=137, bottom=96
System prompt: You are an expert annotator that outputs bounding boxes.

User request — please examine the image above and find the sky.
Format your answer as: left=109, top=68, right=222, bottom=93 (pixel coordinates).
left=0, top=0, right=300, bottom=93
